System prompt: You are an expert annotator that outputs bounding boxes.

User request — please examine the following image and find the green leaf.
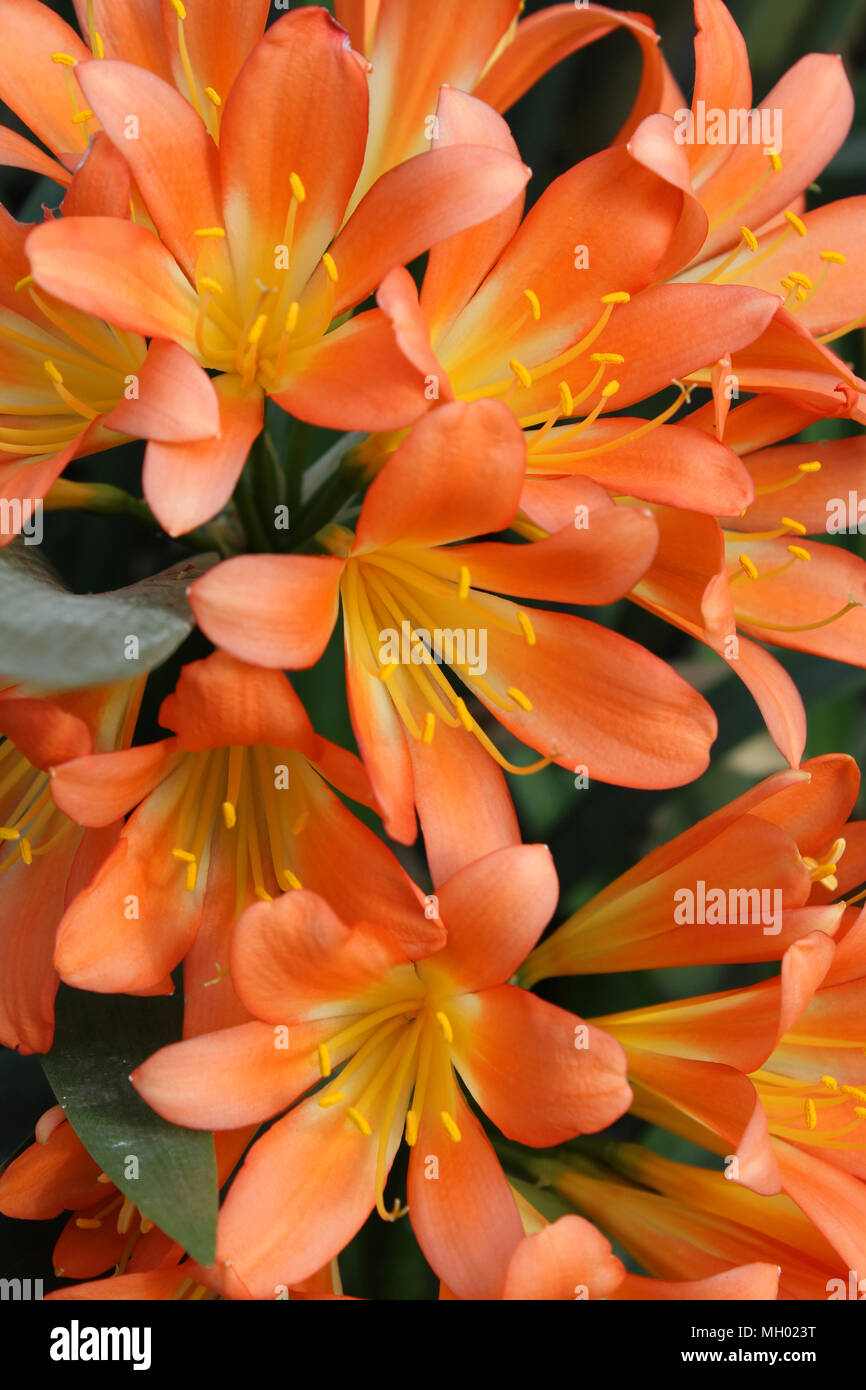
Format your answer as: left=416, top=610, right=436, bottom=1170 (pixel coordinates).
left=0, top=546, right=218, bottom=689
left=42, top=983, right=218, bottom=1266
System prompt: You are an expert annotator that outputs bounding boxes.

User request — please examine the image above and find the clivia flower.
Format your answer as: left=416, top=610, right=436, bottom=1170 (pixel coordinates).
left=132, top=843, right=632, bottom=1300
left=0, top=673, right=143, bottom=1053
left=24, top=9, right=531, bottom=536
left=188, top=399, right=719, bottom=845
left=49, top=650, right=439, bottom=1035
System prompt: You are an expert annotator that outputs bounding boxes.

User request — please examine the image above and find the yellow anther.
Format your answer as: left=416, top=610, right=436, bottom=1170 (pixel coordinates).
left=739, top=224, right=759, bottom=251
left=780, top=516, right=807, bottom=534
left=285, top=302, right=300, bottom=334
left=787, top=544, right=811, bottom=562
left=194, top=227, right=226, bottom=238
left=788, top=272, right=813, bottom=289
left=289, top=171, right=306, bottom=203
left=509, top=358, right=533, bottom=389
left=204, top=86, right=221, bottom=107
left=247, top=314, right=268, bottom=345
left=841, top=1085, right=866, bottom=1103
left=317, top=1043, right=332, bottom=1078
left=507, top=686, right=533, bottom=711
left=0, top=829, right=20, bottom=841
left=422, top=713, right=435, bottom=744
left=51, top=52, right=77, bottom=65
left=458, top=566, right=471, bottom=600
left=197, top=277, right=223, bottom=295
left=780, top=276, right=795, bottom=292
left=172, top=848, right=196, bottom=862
left=169, top=0, right=187, bottom=17
left=440, top=1111, right=462, bottom=1142
left=43, top=360, right=63, bottom=384
left=19, top=838, right=32, bottom=865
left=75, top=1218, right=102, bottom=1230
left=221, top=801, right=236, bottom=830
left=804, top=1098, right=817, bottom=1130
left=254, top=887, right=273, bottom=901
left=71, top=109, right=94, bottom=124
left=523, top=288, right=541, bottom=320
left=322, top=252, right=338, bottom=282
left=820, top=250, right=847, bottom=264
left=784, top=211, right=808, bottom=237
left=282, top=869, right=303, bottom=890
left=591, top=352, right=624, bottom=365
left=454, top=698, right=474, bottom=731
left=798, top=461, right=822, bottom=473
left=738, top=553, right=759, bottom=580
left=184, top=862, right=196, bottom=891
left=767, top=149, right=782, bottom=172
left=601, top=380, right=620, bottom=398
left=93, top=31, right=104, bottom=59
left=14, top=275, right=34, bottom=292
left=347, top=1107, right=372, bottom=1136
left=517, top=610, right=536, bottom=645
left=558, top=381, right=574, bottom=416
left=856, top=1107, right=866, bottom=1120
left=821, top=1075, right=839, bottom=1092
left=379, top=662, right=396, bottom=683
left=405, top=1110, right=419, bottom=1146
left=318, top=1091, right=344, bottom=1108
left=601, top=291, right=630, bottom=304
left=139, top=1215, right=154, bottom=1234
left=435, top=1011, right=453, bottom=1043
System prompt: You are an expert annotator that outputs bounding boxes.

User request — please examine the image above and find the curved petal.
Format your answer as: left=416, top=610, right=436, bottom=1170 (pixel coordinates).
left=627, top=113, right=709, bottom=278
left=732, top=536, right=866, bottom=665
left=132, top=1019, right=333, bottom=1129
left=453, top=985, right=631, bottom=1143
left=78, top=59, right=222, bottom=278
left=189, top=553, right=344, bottom=669
left=0, top=1118, right=102, bottom=1218
left=0, top=0, right=91, bottom=158
left=27, top=216, right=200, bottom=348
left=102, top=339, right=219, bottom=444
left=418, top=845, right=558, bottom=995
left=615, top=1263, right=779, bottom=1301
left=0, top=698, right=92, bottom=769
left=731, top=432, right=866, bottom=535
left=158, top=651, right=317, bottom=755
left=687, top=0, right=752, bottom=183
left=503, top=1215, right=625, bottom=1300
left=50, top=739, right=180, bottom=827
left=142, top=374, right=262, bottom=536
left=407, top=1088, right=522, bottom=1300
left=354, top=399, right=525, bottom=553
left=725, top=633, right=807, bottom=770
left=0, top=125, right=70, bottom=183
left=229, top=890, right=415, bottom=1025
left=61, top=131, right=130, bottom=219
left=165, top=0, right=270, bottom=110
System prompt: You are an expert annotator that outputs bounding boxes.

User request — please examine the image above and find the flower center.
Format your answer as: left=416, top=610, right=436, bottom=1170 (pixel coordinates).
left=314, top=998, right=462, bottom=1221
left=752, top=1063, right=866, bottom=1151
left=0, top=740, right=74, bottom=871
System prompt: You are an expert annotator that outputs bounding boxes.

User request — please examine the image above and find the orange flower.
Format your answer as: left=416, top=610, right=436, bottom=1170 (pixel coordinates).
left=132, top=845, right=631, bottom=1299
left=23, top=9, right=530, bottom=536
left=518, top=1144, right=844, bottom=1300
left=337, top=0, right=671, bottom=205
left=0, top=674, right=142, bottom=1053
left=522, top=752, right=857, bottom=981
left=189, top=399, right=718, bottom=844
left=369, top=91, right=779, bottom=514
left=50, top=651, right=438, bottom=1033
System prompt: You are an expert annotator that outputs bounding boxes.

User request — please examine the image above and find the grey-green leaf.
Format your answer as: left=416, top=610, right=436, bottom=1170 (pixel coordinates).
left=0, top=546, right=217, bottom=688
left=42, top=984, right=218, bottom=1266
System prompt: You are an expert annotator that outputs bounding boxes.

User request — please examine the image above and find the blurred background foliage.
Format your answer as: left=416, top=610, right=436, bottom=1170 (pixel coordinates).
left=1, top=0, right=865, bottom=1298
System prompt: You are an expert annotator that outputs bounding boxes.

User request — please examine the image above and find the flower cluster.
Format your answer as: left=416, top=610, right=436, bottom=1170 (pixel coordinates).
left=0, top=0, right=864, bottom=1304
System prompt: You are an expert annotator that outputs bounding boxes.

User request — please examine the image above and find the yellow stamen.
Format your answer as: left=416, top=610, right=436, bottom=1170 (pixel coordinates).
left=523, top=288, right=541, bottom=320
left=804, top=1098, right=817, bottom=1130
left=739, top=554, right=759, bottom=580
left=347, top=1106, right=372, bottom=1136
left=70, top=109, right=94, bottom=124
left=194, top=227, right=226, bottom=238
left=435, top=1011, right=453, bottom=1043
left=590, top=352, right=624, bottom=365
left=740, top=224, right=759, bottom=251
left=14, top=275, right=34, bottom=292
left=51, top=52, right=77, bottom=65
left=820, top=250, right=846, bottom=264
left=601, top=291, right=630, bottom=304
left=507, top=686, right=533, bottom=711
left=517, top=610, right=536, bottom=645
left=422, top=712, right=435, bottom=744
left=405, top=1110, right=419, bottom=1146
left=322, top=252, right=338, bottom=283
left=509, top=358, right=532, bottom=389
left=440, top=1111, right=462, bottom=1142
left=317, top=1043, right=332, bottom=1078
left=457, top=566, right=471, bottom=600
left=221, top=801, right=236, bottom=829
left=289, top=171, right=306, bottom=203
left=784, top=211, right=808, bottom=237
left=559, top=381, right=574, bottom=416
left=204, top=86, right=221, bottom=107
left=787, top=544, right=811, bottom=562
left=318, top=1091, right=344, bottom=1107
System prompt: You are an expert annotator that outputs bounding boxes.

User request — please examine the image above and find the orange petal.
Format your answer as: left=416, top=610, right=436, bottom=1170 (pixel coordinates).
left=71, top=0, right=172, bottom=78
left=731, top=431, right=866, bottom=535
left=503, top=1215, right=625, bottom=1300
left=229, top=890, right=413, bottom=1024
left=102, top=339, right=219, bottom=444
left=158, top=651, right=317, bottom=756
left=0, top=124, right=70, bottom=183
left=407, top=1089, right=523, bottom=1300
left=687, top=0, right=752, bottom=182
left=627, top=113, right=709, bottom=279
left=0, top=1118, right=102, bottom=1219
left=0, top=697, right=92, bottom=770
left=732, top=535, right=866, bottom=664
left=142, top=375, right=263, bottom=536
left=189, top=553, right=344, bottom=669
left=0, top=0, right=91, bottom=158
left=418, top=845, right=557, bottom=995
left=453, top=985, right=631, bottom=1143
left=615, top=1263, right=779, bottom=1301
left=27, top=216, right=200, bottom=348
left=132, top=1019, right=333, bottom=1130
left=725, top=634, right=807, bottom=770
left=61, top=131, right=130, bottom=219
left=50, top=739, right=181, bottom=827
left=326, top=142, right=531, bottom=319
left=272, top=309, right=435, bottom=432
left=354, top=399, right=525, bottom=553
